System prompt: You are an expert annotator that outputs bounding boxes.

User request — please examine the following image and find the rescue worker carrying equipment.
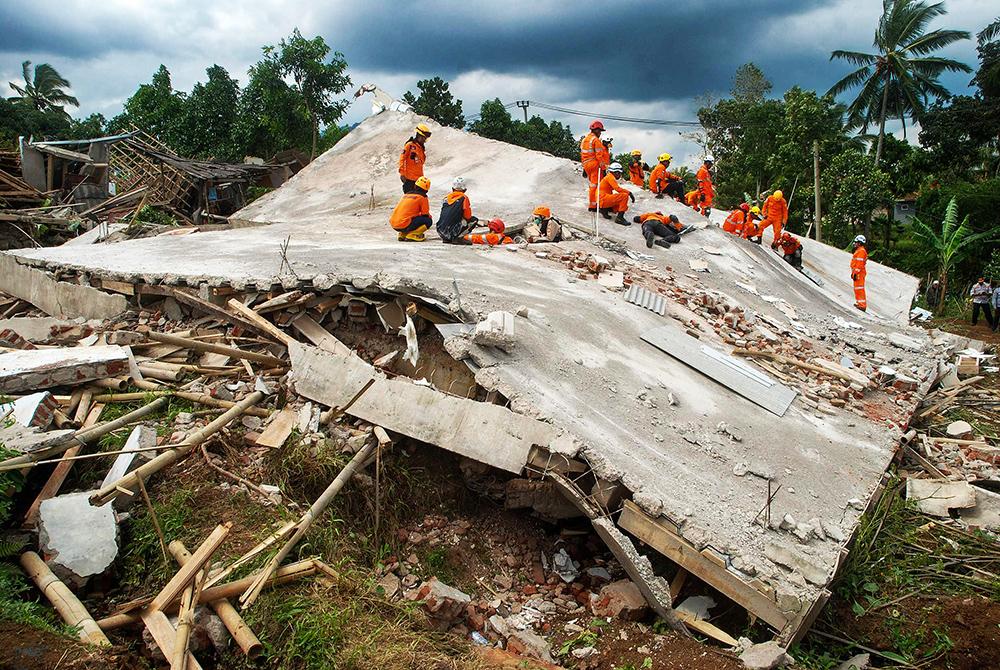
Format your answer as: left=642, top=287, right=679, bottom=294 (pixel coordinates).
left=598, top=163, right=635, bottom=226
left=742, top=206, right=763, bottom=243
left=761, top=189, right=789, bottom=247
left=390, top=176, right=432, bottom=242
left=628, top=150, right=649, bottom=187
left=777, top=231, right=803, bottom=269
left=531, top=205, right=563, bottom=242
left=649, top=153, right=685, bottom=201
left=851, top=234, right=868, bottom=311
left=398, top=123, right=431, bottom=194
left=437, top=176, right=478, bottom=244
left=723, top=203, right=749, bottom=236
left=465, top=218, right=513, bottom=246
left=696, top=156, right=714, bottom=216
left=633, top=212, right=683, bottom=249
left=580, top=120, right=608, bottom=211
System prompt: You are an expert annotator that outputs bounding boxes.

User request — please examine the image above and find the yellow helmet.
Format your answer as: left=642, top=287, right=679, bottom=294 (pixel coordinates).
left=773, top=189, right=783, bottom=199
left=658, top=153, right=672, bottom=162
left=750, top=206, right=761, bottom=215
left=415, top=123, right=432, bottom=137
left=415, top=176, right=431, bottom=190
left=631, top=149, right=642, bottom=156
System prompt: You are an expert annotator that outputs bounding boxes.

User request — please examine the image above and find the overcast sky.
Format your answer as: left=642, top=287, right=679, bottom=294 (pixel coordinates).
left=2, top=0, right=994, bottom=167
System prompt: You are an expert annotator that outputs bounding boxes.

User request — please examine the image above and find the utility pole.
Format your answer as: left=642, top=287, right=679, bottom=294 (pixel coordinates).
left=813, top=140, right=822, bottom=243
left=516, top=100, right=530, bottom=123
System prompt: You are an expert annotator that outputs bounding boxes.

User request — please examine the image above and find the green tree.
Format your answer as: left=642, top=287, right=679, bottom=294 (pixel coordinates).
left=911, top=197, right=998, bottom=313
left=468, top=100, right=576, bottom=160
left=67, top=113, right=107, bottom=140
left=109, top=65, right=186, bottom=147
left=918, top=95, right=1000, bottom=178
left=8, top=61, right=79, bottom=116
left=821, top=150, right=892, bottom=243
left=731, top=62, right=773, bottom=103
left=468, top=98, right=516, bottom=141
left=975, top=17, right=1000, bottom=98
left=232, top=58, right=313, bottom=159
left=179, top=65, right=241, bottom=160
left=827, top=0, right=971, bottom=165
left=267, top=29, right=351, bottom=158
left=402, top=77, right=465, bottom=129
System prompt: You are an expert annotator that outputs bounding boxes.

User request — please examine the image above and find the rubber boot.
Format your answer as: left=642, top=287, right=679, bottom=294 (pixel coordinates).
left=613, top=213, right=629, bottom=226
left=654, top=193, right=664, bottom=199
left=588, top=206, right=597, bottom=212
left=654, top=238, right=671, bottom=249
left=644, top=229, right=655, bottom=248
left=600, top=208, right=612, bottom=219
left=397, top=232, right=407, bottom=241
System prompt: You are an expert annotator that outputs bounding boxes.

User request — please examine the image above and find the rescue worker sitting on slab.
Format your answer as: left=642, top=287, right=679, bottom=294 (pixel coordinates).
left=777, top=231, right=803, bottom=269
left=648, top=153, right=685, bottom=201
left=528, top=205, right=563, bottom=242
left=390, top=176, right=432, bottom=242
left=628, top=150, right=650, bottom=188
left=742, top=206, right=763, bottom=243
left=633, top=212, right=684, bottom=249
left=598, top=163, right=635, bottom=226
left=437, top=177, right=478, bottom=244
left=398, top=123, right=431, bottom=194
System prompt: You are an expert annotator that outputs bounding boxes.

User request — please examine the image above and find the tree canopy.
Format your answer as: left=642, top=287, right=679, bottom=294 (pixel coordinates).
left=402, top=77, right=465, bottom=129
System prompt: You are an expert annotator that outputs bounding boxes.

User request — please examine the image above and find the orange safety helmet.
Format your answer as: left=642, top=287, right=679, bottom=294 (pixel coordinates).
left=488, top=218, right=505, bottom=234
left=590, top=120, right=605, bottom=131
left=740, top=203, right=750, bottom=212
left=532, top=205, right=551, bottom=218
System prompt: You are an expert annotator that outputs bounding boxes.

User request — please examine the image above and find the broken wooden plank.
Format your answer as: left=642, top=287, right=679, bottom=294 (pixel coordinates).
left=140, top=609, right=203, bottom=670
left=149, top=524, right=231, bottom=612
left=226, top=299, right=294, bottom=346
left=291, top=315, right=351, bottom=355
left=255, top=407, right=296, bottom=448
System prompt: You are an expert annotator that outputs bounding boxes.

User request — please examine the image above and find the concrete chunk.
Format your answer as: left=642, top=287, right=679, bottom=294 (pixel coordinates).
left=905, top=478, right=977, bottom=517
left=0, top=345, right=130, bottom=394
left=0, top=391, right=59, bottom=428
left=101, top=425, right=157, bottom=510
left=38, top=491, right=119, bottom=589
left=764, top=542, right=828, bottom=586
left=473, top=311, right=515, bottom=347
left=740, top=641, right=792, bottom=669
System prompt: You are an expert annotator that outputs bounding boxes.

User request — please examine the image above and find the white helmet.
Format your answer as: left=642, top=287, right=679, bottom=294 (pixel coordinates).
left=704, top=155, right=715, bottom=163
left=452, top=176, right=467, bottom=191
left=608, top=162, right=623, bottom=173
left=853, top=234, right=866, bottom=244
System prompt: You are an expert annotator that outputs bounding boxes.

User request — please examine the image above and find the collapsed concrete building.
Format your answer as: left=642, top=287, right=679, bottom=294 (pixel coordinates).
left=0, top=110, right=967, bottom=647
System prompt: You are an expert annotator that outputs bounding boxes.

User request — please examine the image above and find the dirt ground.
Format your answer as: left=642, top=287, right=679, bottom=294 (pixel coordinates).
left=0, top=622, right=141, bottom=670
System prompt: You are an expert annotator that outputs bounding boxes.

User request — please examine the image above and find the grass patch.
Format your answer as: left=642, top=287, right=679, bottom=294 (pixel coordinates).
left=0, top=539, right=72, bottom=637
left=120, top=487, right=195, bottom=589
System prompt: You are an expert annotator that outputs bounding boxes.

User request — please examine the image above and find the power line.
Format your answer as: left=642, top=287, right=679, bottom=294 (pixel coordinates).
left=526, top=101, right=701, bottom=128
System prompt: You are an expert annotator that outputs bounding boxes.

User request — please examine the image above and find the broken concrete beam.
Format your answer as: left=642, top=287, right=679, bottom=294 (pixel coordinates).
left=101, top=425, right=157, bottom=510
left=0, top=345, right=130, bottom=394
left=504, top=479, right=582, bottom=520
left=39, top=490, right=119, bottom=589
left=0, top=391, right=60, bottom=428
left=905, top=478, right=977, bottom=517
left=0, top=253, right=128, bottom=320
left=473, top=311, right=515, bottom=347
left=0, top=316, right=86, bottom=343
left=591, top=478, right=624, bottom=511
left=0, top=422, right=75, bottom=455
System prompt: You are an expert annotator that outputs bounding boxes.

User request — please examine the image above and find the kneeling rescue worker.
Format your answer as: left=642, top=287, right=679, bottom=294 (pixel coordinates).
left=531, top=205, right=562, bottom=242
left=598, top=163, right=635, bottom=225
left=634, top=212, right=683, bottom=249
left=777, top=231, right=803, bottom=269
left=723, top=203, right=749, bottom=236
left=851, top=234, right=868, bottom=311
left=398, top=123, right=431, bottom=194
left=437, top=177, right=477, bottom=244
left=742, top=206, right=763, bottom=243
left=390, top=176, right=432, bottom=242
left=465, top=218, right=513, bottom=246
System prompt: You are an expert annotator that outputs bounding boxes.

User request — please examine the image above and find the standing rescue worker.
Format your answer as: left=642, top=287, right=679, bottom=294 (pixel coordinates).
left=633, top=212, right=683, bottom=248
left=437, top=177, right=478, bottom=244
left=851, top=234, right=868, bottom=311
left=696, top=156, right=714, bottom=216
left=580, top=120, right=608, bottom=211
left=398, top=123, right=432, bottom=193
left=465, top=218, right=513, bottom=246
left=777, top=231, right=803, bottom=269
left=598, top=163, right=635, bottom=225
left=390, top=176, right=432, bottom=242
left=761, top=190, right=789, bottom=247
left=723, top=204, right=750, bottom=236
left=648, top=154, right=685, bottom=201
left=628, top=150, right=649, bottom=187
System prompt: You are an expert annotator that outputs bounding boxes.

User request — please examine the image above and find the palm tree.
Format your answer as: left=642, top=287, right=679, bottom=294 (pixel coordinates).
left=827, top=0, right=971, bottom=165
left=910, top=197, right=998, bottom=314
left=975, top=17, right=1000, bottom=94
left=9, top=61, right=79, bottom=116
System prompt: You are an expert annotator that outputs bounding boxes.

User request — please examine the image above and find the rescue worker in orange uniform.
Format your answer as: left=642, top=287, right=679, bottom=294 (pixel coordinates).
left=696, top=156, right=714, bottom=216
left=598, top=163, right=635, bottom=225
left=761, top=189, right=789, bottom=248
left=648, top=153, right=685, bottom=201
left=580, top=120, right=609, bottom=211
left=398, top=123, right=431, bottom=193
left=437, top=176, right=478, bottom=244
left=742, top=206, right=763, bottom=243
left=723, top=203, right=750, bottom=236
left=465, top=218, right=513, bottom=246
left=390, top=176, right=432, bottom=242
left=851, top=234, right=868, bottom=311
left=633, top=212, right=683, bottom=249
left=777, top=231, right=803, bottom=269
left=628, top=150, right=649, bottom=187
left=685, top=189, right=704, bottom=212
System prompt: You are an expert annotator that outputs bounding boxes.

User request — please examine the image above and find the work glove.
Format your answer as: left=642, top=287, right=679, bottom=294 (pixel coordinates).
left=628, top=192, right=636, bottom=203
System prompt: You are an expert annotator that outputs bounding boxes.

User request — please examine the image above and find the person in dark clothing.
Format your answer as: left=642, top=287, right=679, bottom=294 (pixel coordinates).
left=634, top=212, right=682, bottom=248
left=970, top=278, right=994, bottom=328
left=436, top=177, right=478, bottom=244
left=925, top=280, right=941, bottom=310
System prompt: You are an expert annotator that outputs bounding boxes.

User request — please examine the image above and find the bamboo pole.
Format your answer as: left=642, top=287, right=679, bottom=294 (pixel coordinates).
left=138, top=364, right=180, bottom=382
left=149, top=524, right=231, bottom=612
left=226, top=299, right=295, bottom=346
left=170, top=542, right=264, bottom=658
left=20, top=551, right=111, bottom=646
left=203, top=521, right=296, bottom=589
left=172, top=562, right=205, bottom=670
left=240, top=437, right=380, bottom=610
left=97, top=559, right=317, bottom=630
left=91, top=378, right=129, bottom=391
left=146, top=332, right=286, bottom=368
left=90, top=392, right=264, bottom=506
left=72, top=389, right=94, bottom=424
left=732, top=348, right=858, bottom=384
left=88, top=390, right=271, bottom=418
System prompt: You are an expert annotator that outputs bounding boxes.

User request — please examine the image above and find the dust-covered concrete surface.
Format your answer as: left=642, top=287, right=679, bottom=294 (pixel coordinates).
left=1, top=111, right=954, bottom=629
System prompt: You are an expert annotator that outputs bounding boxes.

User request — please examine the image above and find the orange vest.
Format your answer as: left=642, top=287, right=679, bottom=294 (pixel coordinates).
left=696, top=165, right=713, bottom=194
left=685, top=190, right=701, bottom=207
left=629, top=162, right=644, bottom=185
left=763, top=196, right=788, bottom=223
left=465, top=233, right=513, bottom=246
left=779, top=236, right=802, bottom=255
left=851, top=246, right=868, bottom=278
left=598, top=172, right=627, bottom=198
left=398, top=139, right=426, bottom=181
left=389, top=193, right=429, bottom=230
left=580, top=133, right=603, bottom=169
left=723, top=210, right=746, bottom=235
left=639, top=212, right=682, bottom=231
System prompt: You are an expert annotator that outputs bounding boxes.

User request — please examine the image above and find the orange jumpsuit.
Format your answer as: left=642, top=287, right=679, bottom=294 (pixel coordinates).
left=398, top=140, right=426, bottom=181
left=390, top=193, right=430, bottom=233
left=465, top=232, right=513, bottom=246
left=696, top=165, right=714, bottom=213
left=580, top=133, right=607, bottom=208
left=742, top=215, right=762, bottom=239
left=722, top=210, right=746, bottom=236
left=685, top=190, right=702, bottom=210
left=628, top=161, right=645, bottom=187
left=851, top=245, right=868, bottom=311
left=761, top=194, right=788, bottom=244
left=598, top=173, right=631, bottom=213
